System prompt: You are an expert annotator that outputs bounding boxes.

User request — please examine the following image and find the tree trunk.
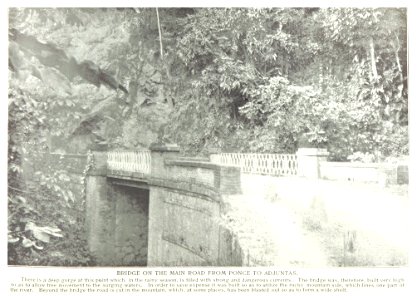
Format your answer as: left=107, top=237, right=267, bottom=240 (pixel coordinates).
left=319, top=60, right=324, bottom=91
left=392, top=33, right=404, bottom=86
left=369, top=37, right=378, bottom=81
left=156, top=8, right=163, bottom=58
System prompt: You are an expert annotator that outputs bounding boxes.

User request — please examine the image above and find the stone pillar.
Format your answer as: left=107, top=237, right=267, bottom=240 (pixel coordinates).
left=85, top=151, right=115, bottom=265
left=149, top=143, right=181, bottom=177
left=147, top=143, right=180, bottom=266
left=296, top=148, right=329, bottom=179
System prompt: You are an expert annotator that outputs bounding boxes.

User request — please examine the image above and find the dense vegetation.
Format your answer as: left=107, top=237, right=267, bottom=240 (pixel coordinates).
left=8, top=8, right=407, bottom=265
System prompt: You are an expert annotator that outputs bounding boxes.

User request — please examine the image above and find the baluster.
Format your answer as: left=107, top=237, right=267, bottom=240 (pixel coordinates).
left=128, top=152, right=131, bottom=171
left=123, top=152, right=126, bottom=171
left=138, top=152, right=142, bottom=173
left=273, top=156, right=277, bottom=176
left=260, top=154, right=264, bottom=174
left=134, top=152, right=137, bottom=172
left=121, top=152, right=125, bottom=171
left=116, top=152, right=119, bottom=170
left=267, top=154, right=270, bottom=175
left=138, top=152, right=141, bottom=172
left=238, top=153, right=242, bottom=172
left=131, top=152, right=134, bottom=172
left=139, top=152, right=142, bottom=172
left=266, top=154, right=271, bottom=175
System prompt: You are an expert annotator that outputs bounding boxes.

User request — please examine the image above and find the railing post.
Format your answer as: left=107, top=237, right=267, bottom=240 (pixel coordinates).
left=149, top=143, right=181, bottom=177
left=296, top=148, right=329, bottom=179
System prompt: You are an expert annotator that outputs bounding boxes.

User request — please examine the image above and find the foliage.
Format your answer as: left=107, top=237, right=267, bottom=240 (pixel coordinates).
left=10, top=28, right=128, bottom=93
left=7, top=8, right=105, bottom=265
left=8, top=7, right=408, bottom=264
left=163, top=8, right=407, bottom=160
left=10, top=7, right=407, bottom=158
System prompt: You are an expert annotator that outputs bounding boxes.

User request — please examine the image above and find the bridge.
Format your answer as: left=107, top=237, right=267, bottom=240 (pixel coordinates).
left=28, top=143, right=407, bottom=267
left=85, top=144, right=407, bottom=266
left=84, top=144, right=321, bottom=267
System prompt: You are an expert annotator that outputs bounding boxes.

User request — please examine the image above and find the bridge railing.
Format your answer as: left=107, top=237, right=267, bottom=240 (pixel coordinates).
left=210, top=153, right=298, bottom=176
left=107, top=150, right=151, bottom=174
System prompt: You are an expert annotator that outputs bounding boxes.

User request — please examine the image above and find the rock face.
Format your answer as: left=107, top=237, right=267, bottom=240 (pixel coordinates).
left=65, top=63, right=172, bottom=153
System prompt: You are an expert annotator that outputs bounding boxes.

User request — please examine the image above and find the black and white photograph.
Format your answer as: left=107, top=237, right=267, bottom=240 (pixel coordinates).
left=3, top=2, right=415, bottom=297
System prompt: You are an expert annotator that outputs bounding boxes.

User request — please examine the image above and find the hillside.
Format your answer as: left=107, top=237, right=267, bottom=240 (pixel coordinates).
left=9, top=8, right=407, bottom=160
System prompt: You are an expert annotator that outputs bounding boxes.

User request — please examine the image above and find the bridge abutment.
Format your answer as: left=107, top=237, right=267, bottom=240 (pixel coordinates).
left=85, top=151, right=115, bottom=264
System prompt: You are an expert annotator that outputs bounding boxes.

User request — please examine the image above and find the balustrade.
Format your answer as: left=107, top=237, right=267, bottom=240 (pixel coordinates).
left=107, top=150, right=298, bottom=177
left=210, top=153, right=298, bottom=176
left=107, top=150, right=151, bottom=174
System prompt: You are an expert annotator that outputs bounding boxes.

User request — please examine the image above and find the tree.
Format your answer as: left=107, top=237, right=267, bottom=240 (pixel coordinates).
left=163, top=8, right=407, bottom=160
left=8, top=8, right=132, bottom=265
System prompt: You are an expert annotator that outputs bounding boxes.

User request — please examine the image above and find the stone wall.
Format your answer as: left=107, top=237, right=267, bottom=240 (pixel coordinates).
left=165, top=159, right=241, bottom=195
left=85, top=175, right=114, bottom=264
left=84, top=152, right=115, bottom=265
left=147, top=144, right=243, bottom=266
left=148, top=186, right=220, bottom=266
left=147, top=184, right=243, bottom=266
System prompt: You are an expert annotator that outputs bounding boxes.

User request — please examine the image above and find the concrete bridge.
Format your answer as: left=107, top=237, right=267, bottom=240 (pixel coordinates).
left=29, top=144, right=406, bottom=267
left=85, top=143, right=242, bottom=267
left=84, top=144, right=407, bottom=266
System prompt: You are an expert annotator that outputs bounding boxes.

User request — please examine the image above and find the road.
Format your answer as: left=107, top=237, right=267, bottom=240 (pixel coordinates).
left=222, top=174, right=409, bottom=267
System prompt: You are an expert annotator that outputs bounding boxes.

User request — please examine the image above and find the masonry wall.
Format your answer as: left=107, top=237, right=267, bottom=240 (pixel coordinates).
left=147, top=149, right=243, bottom=266
left=147, top=184, right=244, bottom=267
left=85, top=152, right=117, bottom=265
left=148, top=186, right=221, bottom=266
left=165, top=159, right=241, bottom=195
left=85, top=175, right=115, bottom=264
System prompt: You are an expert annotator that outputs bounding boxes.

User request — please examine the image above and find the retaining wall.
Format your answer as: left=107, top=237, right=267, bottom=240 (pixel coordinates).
left=147, top=145, right=243, bottom=266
